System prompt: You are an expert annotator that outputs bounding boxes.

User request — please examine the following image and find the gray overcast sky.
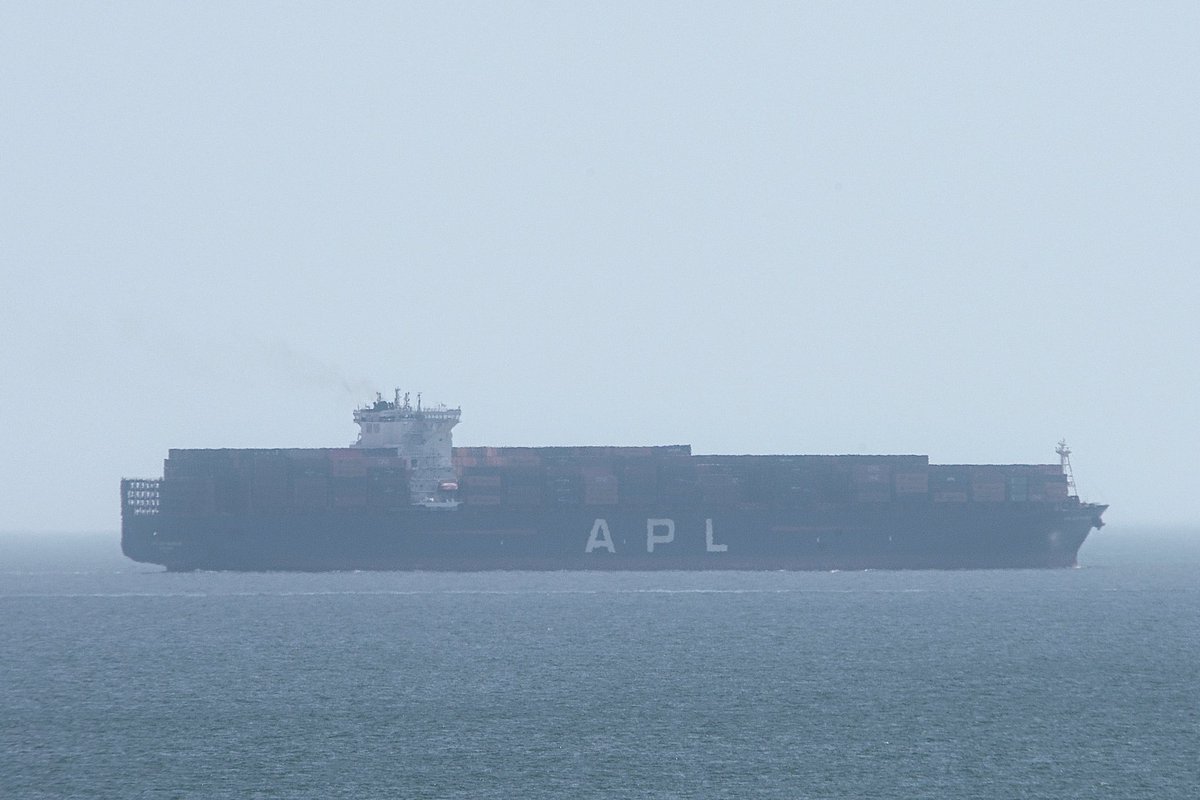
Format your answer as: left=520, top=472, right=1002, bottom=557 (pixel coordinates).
left=1, top=2, right=1196, bottom=530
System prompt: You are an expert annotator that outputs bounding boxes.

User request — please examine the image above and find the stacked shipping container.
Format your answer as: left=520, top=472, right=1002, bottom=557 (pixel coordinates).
left=454, top=450, right=1070, bottom=510
left=160, top=448, right=410, bottom=514
left=930, top=465, right=1070, bottom=504
left=158, top=446, right=1072, bottom=514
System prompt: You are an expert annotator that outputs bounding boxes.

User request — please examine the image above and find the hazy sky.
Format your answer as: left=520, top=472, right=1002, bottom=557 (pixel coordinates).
left=2, top=3, right=1197, bottom=530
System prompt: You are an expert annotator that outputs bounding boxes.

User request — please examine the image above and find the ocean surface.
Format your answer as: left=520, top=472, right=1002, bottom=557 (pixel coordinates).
left=1, top=528, right=1197, bottom=799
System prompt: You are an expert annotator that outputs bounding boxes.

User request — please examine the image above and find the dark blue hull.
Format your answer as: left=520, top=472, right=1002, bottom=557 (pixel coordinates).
left=121, top=502, right=1107, bottom=571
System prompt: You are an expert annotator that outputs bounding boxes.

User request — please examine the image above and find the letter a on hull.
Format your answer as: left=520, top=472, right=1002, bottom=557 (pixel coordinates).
left=586, top=519, right=616, bottom=553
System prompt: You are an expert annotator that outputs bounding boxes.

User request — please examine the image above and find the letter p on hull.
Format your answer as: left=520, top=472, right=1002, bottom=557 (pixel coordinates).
left=647, top=518, right=675, bottom=553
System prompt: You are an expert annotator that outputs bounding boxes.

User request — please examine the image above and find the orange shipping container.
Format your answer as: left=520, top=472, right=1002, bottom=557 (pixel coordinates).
left=972, top=483, right=1006, bottom=502
left=504, top=486, right=543, bottom=506
left=464, top=475, right=502, bottom=489
left=1042, top=482, right=1069, bottom=501
left=893, top=472, right=929, bottom=494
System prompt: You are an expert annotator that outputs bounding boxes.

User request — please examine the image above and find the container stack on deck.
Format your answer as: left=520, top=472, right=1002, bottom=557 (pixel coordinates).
left=453, top=446, right=693, bottom=509
left=158, top=445, right=1071, bottom=515
left=447, top=448, right=1070, bottom=511
left=160, top=448, right=411, bottom=514
left=927, top=464, right=1069, bottom=504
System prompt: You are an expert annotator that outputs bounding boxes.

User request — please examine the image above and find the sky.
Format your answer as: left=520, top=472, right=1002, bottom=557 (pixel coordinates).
left=1, top=2, right=1197, bottom=530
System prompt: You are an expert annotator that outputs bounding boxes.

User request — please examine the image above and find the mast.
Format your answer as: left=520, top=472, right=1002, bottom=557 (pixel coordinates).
left=1056, top=439, right=1077, bottom=498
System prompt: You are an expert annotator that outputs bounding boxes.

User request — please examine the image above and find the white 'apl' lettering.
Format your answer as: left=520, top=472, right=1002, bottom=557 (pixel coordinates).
left=647, top=518, right=675, bottom=552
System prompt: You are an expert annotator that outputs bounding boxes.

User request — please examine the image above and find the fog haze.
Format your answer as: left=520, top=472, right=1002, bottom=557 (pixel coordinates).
left=2, top=3, right=1197, bottom=530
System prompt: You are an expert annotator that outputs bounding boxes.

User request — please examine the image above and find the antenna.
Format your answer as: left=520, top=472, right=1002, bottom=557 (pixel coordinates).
left=1056, top=440, right=1077, bottom=498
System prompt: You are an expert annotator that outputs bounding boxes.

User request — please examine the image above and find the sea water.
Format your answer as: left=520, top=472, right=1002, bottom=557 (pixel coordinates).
left=1, top=528, right=1197, bottom=799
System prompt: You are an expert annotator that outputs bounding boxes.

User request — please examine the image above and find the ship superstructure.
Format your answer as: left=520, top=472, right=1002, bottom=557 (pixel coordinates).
left=352, top=390, right=461, bottom=504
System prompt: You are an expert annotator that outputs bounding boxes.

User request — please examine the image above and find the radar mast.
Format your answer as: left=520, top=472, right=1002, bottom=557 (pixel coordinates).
left=1056, top=440, right=1077, bottom=498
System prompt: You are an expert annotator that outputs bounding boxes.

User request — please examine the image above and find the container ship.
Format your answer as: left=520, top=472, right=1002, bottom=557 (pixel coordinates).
left=121, top=391, right=1107, bottom=571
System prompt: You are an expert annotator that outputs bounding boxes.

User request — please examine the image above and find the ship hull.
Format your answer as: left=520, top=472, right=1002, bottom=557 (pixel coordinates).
left=121, top=503, right=1106, bottom=572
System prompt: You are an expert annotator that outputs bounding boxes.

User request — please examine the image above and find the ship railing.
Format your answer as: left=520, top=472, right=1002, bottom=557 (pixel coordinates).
left=353, top=408, right=462, bottom=422
left=121, top=478, right=161, bottom=516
